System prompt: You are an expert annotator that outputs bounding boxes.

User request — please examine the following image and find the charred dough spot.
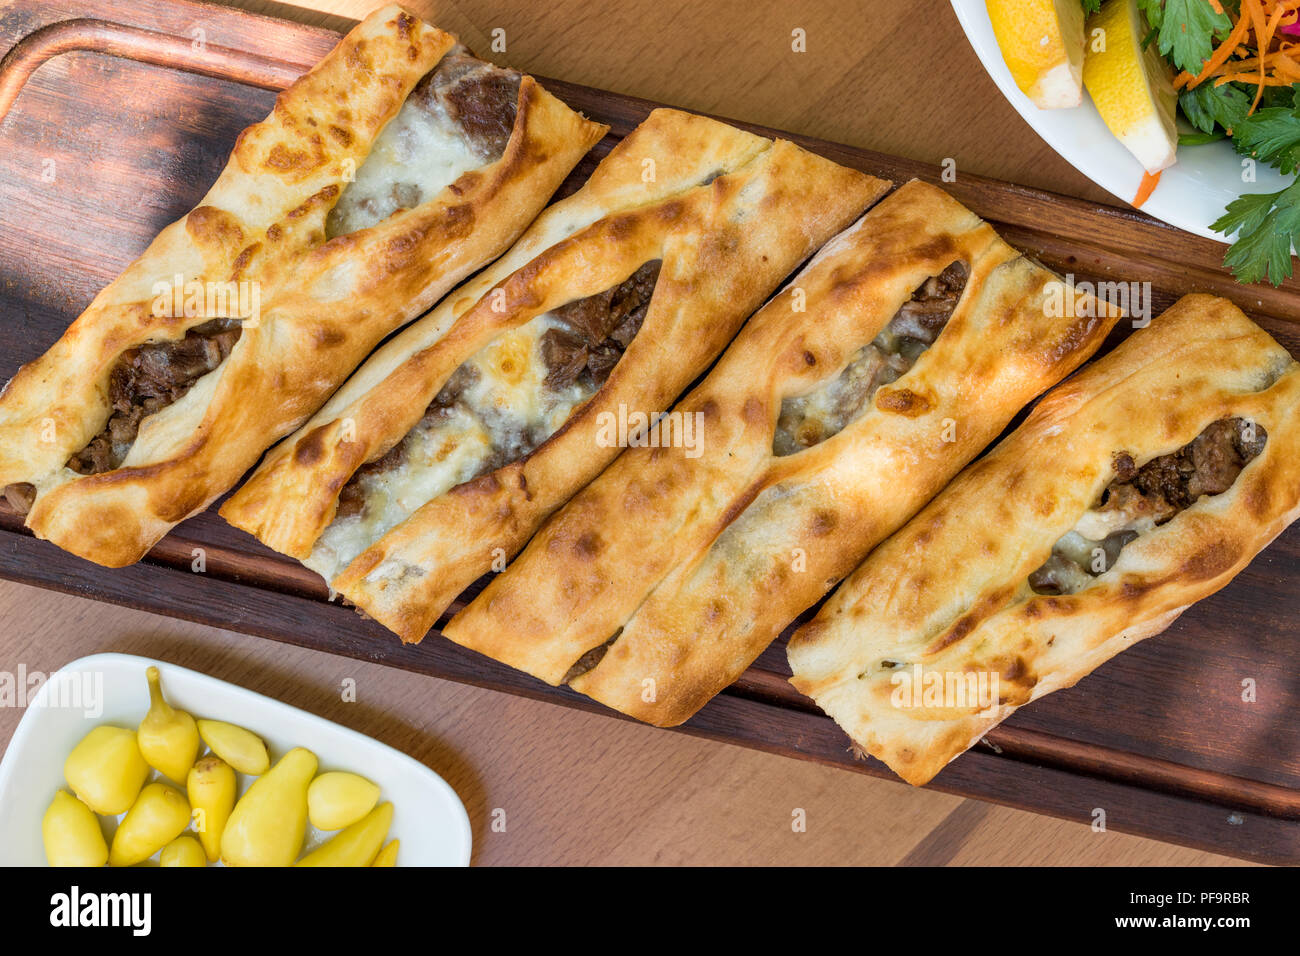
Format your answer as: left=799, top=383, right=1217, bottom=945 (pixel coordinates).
left=230, top=244, right=261, bottom=279
left=572, top=531, right=603, bottom=560
left=1244, top=480, right=1272, bottom=520
left=1181, top=541, right=1239, bottom=581
left=1002, top=656, right=1028, bottom=682
left=267, top=144, right=312, bottom=171
left=294, top=426, right=330, bottom=466
left=875, top=387, right=930, bottom=417
left=1048, top=315, right=1103, bottom=364
left=809, top=510, right=836, bottom=536
left=314, top=327, right=347, bottom=348
left=186, top=206, right=244, bottom=246
left=657, top=200, right=685, bottom=222
left=936, top=614, right=977, bottom=651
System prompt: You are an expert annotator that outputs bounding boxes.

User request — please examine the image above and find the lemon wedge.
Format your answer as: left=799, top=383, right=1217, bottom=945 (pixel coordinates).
left=987, top=0, right=1086, bottom=108
left=1083, top=0, right=1178, bottom=173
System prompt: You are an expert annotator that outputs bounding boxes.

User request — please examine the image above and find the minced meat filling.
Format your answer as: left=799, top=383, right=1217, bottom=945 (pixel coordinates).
left=773, top=261, right=968, bottom=456
left=64, top=318, right=243, bottom=477
left=1029, top=417, right=1266, bottom=595
left=334, top=262, right=661, bottom=521
left=3, top=482, right=35, bottom=514
left=561, top=630, right=622, bottom=684
left=427, top=50, right=522, bottom=160
left=539, top=260, right=661, bottom=392
left=325, top=47, right=521, bottom=238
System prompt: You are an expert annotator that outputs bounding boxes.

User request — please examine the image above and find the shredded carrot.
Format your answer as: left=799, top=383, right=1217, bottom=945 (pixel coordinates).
left=1175, top=11, right=1252, bottom=91
left=1172, top=1, right=1300, bottom=115
left=1253, top=2, right=1289, bottom=110
left=1214, top=71, right=1295, bottom=85
left=1273, top=52, right=1300, bottom=78
left=1133, top=170, right=1161, bottom=209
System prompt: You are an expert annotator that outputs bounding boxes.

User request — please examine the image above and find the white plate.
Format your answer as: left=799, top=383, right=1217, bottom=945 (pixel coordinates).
left=0, top=653, right=471, bottom=866
left=950, top=0, right=1289, bottom=241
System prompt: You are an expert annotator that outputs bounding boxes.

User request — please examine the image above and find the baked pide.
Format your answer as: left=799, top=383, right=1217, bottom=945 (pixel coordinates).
left=0, top=5, right=606, bottom=566
left=444, top=180, right=1122, bottom=726
left=787, top=294, right=1300, bottom=786
left=220, top=108, right=889, bottom=641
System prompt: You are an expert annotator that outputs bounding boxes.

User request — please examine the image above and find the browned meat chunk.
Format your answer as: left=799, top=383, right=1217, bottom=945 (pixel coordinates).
left=541, top=260, right=661, bottom=390
left=1029, top=417, right=1266, bottom=595
left=562, top=630, right=621, bottom=684
left=1109, top=417, right=1265, bottom=521
left=67, top=319, right=242, bottom=476
left=1028, top=530, right=1137, bottom=595
left=888, top=261, right=969, bottom=345
left=2, top=482, right=35, bottom=514
left=335, top=440, right=410, bottom=520
left=539, top=328, right=591, bottom=390
left=1027, top=553, right=1092, bottom=596
left=431, top=362, right=480, bottom=408
left=414, top=49, right=522, bottom=161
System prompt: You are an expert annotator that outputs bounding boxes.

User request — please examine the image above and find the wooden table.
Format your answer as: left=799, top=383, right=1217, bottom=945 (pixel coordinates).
left=0, top=0, right=1257, bottom=865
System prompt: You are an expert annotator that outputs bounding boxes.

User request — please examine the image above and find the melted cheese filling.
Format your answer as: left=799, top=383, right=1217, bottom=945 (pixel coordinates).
left=325, top=79, right=485, bottom=238
left=306, top=313, right=592, bottom=581
left=773, top=262, right=968, bottom=456
left=773, top=339, right=913, bottom=456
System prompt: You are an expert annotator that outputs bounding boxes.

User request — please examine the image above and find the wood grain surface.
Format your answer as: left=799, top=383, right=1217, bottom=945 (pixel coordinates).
left=0, top=580, right=1250, bottom=865
left=0, top=0, right=1283, bottom=865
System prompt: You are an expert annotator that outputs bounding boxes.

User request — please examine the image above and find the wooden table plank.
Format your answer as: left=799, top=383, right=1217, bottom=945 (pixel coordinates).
left=0, top=578, right=1254, bottom=866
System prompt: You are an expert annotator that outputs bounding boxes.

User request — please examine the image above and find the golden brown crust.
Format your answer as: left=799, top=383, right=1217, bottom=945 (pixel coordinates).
left=445, top=181, right=1122, bottom=725
left=222, top=109, right=891, bottom=640
left=0, top=5, right=606, bottom=566
left=786, top=294, right=1300, bottom=785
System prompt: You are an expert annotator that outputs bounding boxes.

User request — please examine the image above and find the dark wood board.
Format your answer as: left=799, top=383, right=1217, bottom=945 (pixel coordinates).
left=1, top=0, right=1298, bottom=863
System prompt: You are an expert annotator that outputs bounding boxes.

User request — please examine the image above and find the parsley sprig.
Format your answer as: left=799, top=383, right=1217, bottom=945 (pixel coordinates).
left=1213, top=179, right=1300, bottom=285
left=1179, top=82, right=1251, bottom=136
left=1210, top=89, right=1300, bottom=285
left=1232, top=97, right=1300, bottom=175
left=1138, top=0, right=1234, bottom=74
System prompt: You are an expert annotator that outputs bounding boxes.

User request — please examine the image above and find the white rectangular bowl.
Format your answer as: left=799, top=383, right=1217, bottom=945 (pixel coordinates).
left=0, top=652, right=471, bottom=866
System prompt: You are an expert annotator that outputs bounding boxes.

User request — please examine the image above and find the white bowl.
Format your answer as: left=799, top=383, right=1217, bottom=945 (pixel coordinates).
left=0, top=653, right=471, bottom=866
left=951, top=0, right=1290, bottom=240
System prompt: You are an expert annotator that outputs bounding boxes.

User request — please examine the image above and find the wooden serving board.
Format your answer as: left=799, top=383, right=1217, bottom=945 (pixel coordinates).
left=2, top=0, right=1299, bottom=864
